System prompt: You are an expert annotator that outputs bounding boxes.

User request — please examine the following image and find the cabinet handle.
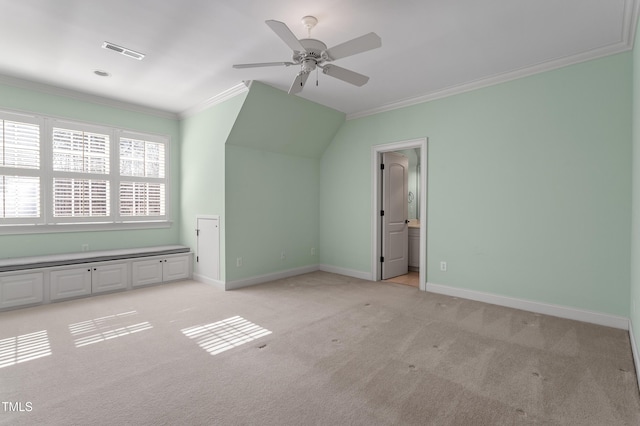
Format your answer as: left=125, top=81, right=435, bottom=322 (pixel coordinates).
left=87, top=269, right=91, bottom=272
left=93, top=268, right=97, bottom=271
left=159, top=260, right=162, bottom=263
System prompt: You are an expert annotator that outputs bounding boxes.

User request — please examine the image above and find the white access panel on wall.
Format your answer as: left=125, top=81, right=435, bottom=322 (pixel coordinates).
left=196, top=216, right=220, bottom=281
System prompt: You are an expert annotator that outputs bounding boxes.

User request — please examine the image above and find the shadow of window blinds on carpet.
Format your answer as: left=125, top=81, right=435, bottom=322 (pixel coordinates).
left=68, top=310, right=152, bottom=348
left=0, top=330, right=51, bottom=368
left=181, top=316, right=272, bottom=356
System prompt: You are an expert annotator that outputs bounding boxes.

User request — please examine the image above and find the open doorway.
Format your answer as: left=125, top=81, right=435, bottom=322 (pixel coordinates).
left=371, top=138, right=427, bottom=291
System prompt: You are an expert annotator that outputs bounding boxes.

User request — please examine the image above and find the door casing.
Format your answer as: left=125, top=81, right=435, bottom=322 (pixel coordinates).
left=371, top=138, right=427, bottom=290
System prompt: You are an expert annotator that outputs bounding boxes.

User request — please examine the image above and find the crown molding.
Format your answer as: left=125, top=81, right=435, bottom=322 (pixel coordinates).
left=0, top=74, right=179, bottom=120
left=179, top=81, right=251, bottom=118
left=347, top=0, right=640, bottom=121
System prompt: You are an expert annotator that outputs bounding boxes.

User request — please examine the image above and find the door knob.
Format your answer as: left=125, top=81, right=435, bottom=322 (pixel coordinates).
left=405, top=220, right=410, bottom=224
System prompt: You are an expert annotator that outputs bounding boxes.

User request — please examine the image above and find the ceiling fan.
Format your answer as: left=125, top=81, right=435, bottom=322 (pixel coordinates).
left=233, top=16, right=381, bottom=95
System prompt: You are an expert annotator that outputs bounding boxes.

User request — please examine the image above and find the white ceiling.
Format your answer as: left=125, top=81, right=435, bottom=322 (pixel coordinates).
left=0, top=0, right=636, bottom=118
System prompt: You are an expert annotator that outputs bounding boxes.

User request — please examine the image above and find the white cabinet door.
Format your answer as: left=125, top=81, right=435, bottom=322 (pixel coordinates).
left=132, top=258, right=164, bottom=287
left=91, top=263, right=128, bottom=294
left=50, top=267, right=92, bottom=301
left=408, top=228, right=420, bottom=269
left=163, top=256, right=190, bottom=282
left=0, top=272, right=44, bottom=309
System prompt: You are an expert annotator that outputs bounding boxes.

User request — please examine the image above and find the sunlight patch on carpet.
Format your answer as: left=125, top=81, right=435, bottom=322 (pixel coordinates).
left=181, top=316, right=271, bottom=355
left=0, top=330, right=51, bottom=368
left=69, top=311, right=153, bottom=347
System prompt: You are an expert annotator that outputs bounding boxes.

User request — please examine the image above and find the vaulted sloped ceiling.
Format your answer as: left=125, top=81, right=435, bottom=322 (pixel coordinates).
left=226, top=81, right=344, bottom=158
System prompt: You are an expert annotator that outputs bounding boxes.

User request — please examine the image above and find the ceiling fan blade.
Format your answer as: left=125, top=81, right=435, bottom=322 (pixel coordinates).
left=266, top=20, right=306, bottom=52
left=321, top=65, right=369, bottom=86
left=325, top=32, right=381, bottom=61
left=233, top=62, right=295, bottom=69
left=288, top=72, right=310, bottom=94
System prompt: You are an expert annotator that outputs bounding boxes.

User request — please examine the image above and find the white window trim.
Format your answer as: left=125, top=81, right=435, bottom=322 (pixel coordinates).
left=0, top=108, right=172, bottom=234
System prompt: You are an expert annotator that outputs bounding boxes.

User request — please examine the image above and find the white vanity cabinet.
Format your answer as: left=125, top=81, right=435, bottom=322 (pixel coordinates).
left=0, top=272, right=44, bottom=309
left=50, top=262, right=129, bottom=301
left=408, top=227, right=420, bottom=271
left=132, top=254, right=190, bottom=287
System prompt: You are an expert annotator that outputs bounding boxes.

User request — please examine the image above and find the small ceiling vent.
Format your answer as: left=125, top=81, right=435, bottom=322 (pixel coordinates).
left=102, top=41, right=145, bottom=60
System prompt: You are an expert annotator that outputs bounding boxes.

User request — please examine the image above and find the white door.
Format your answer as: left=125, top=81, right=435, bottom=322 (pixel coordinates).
left=382, top=152, right=409, bottom=279
left=196, top=216, right=220, bottom=281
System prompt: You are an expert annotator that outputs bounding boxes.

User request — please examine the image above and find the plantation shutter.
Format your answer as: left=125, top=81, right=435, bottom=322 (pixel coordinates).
left=52, top=127, right=110, bottom=218
left=119, top=137, right=166, bottom=217
left=0, top=119, right=41, bottom=219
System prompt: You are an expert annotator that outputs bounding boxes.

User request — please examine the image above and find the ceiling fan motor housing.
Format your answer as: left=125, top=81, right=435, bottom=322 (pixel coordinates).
left=293, top=38, right=329, bottom=70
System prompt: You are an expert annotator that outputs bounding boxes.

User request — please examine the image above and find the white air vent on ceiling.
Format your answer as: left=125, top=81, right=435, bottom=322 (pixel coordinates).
left=102, top=41, right=145, bottom=60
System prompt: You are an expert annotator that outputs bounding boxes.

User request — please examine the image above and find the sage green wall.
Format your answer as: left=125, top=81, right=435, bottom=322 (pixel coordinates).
left=0, top=84, right=180, bottom=258
left=179, top=93, right=248, bottom=281
left=225, top=145, right=319, bottom=281
left=320, top=52, right=632, bottom=316
left=630, top=20, right=640, bottom=350
left=223, top=81, right=343, bottom=282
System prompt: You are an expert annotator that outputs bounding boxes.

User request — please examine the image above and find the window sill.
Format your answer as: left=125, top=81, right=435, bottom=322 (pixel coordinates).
left=0, top=220, right=173, bottom=235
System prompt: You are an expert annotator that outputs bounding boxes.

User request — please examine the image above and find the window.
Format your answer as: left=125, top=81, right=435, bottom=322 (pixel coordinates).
left=0, top=110, right=170, bottom=233
left=0, top=114, right=41, bottom=221
left=52, top=125, right=111, bottom=220
left=119, top=136, right=165, bottom=218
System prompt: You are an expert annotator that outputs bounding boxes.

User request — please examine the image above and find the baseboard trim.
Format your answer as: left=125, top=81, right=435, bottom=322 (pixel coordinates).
left=192, top=273, right=225, bottom=291
left=426, top=282, right=629, bottom=330
left=225, top=265, right=319, bottom=290
left=629, top=320, right=640, bottom=393
left=318, top=264, right=372, bottom=281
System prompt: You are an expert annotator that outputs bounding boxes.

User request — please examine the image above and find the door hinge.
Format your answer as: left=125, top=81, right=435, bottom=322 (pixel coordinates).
left=380, top=210, right=384, bottom=216
left=380, top=163, right=385, bottom=170
left=380, top=256, right=384, bottom=263
left=196, top=256, right=199, bottom=263
left=196, top=229, right=200, bottom=236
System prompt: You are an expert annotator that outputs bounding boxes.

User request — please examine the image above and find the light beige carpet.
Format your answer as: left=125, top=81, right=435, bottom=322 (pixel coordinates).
left=0, top=271, right=639, bottom=425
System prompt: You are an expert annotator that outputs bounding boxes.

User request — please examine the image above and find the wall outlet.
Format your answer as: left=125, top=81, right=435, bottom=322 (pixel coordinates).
left=280, top=251, right=286, bottom=261
left=440, top=261, right=447, bottom=272
left=236, top=257, right=242, bottom=267
left=311, top=247, right=316, bottom=256
left=81, top=244, right=89, bottom=252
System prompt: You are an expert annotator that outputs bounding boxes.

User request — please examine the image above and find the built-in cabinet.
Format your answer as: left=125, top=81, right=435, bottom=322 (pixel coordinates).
left=0, top=251, right=191, bottom=311
left=0, top=272, right=44, bottom=310
left=50, top=262, right=128, bottom=301
left=132, top=255, right=190, bottom=287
